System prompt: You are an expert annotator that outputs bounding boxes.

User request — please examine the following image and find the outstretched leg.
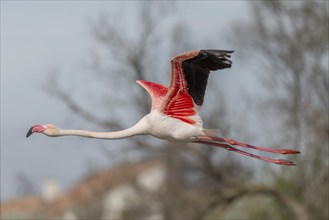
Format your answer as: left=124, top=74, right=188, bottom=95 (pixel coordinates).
left=194, top=138, right=297, bottom=166
left=197, top=136, right=300, bottom=155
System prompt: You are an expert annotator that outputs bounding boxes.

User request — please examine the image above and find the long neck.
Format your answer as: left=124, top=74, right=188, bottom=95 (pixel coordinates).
left=57, top=120, right=148, bottom=140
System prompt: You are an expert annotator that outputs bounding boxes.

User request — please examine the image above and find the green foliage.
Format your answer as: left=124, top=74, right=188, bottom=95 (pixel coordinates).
left=222, top=195, right=291, bottom=220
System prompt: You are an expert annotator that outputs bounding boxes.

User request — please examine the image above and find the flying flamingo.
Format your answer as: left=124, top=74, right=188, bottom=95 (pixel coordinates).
left=27, top=50, right=300, bottom=165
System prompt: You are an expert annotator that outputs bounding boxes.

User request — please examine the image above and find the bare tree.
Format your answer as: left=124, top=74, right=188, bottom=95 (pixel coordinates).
left=229, top=1, right=328, bottom=219
left=43, top=2, right=253, bottom=219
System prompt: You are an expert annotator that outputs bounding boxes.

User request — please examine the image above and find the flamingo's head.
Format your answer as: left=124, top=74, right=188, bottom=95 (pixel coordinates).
left=26, top=124, right=60, bottom=138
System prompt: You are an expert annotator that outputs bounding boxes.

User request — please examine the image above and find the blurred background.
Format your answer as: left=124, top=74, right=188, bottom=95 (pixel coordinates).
left=1, top=1, right=328, bottom=219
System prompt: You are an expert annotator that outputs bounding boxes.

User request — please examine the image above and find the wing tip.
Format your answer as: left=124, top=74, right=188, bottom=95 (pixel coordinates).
left=136, top=79, right=143, bottom=85
left=200, top=49, right=234, bottom=68
left=200, top=49, right=234, bottom=56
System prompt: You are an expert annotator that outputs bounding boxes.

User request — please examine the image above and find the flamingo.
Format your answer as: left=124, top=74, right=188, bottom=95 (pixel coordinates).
left=27, top=49, right=300, bottom=165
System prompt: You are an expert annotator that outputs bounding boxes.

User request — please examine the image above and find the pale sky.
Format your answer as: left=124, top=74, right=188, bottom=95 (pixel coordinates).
left=1, top=1, right=252, bottom=200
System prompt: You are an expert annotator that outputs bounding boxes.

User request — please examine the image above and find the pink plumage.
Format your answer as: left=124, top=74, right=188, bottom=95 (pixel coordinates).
left=27, top=49, right=300, bottom=165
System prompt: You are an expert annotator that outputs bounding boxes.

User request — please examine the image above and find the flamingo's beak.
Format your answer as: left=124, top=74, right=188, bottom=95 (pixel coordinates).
left=26, top=124, right=48, bottom=138
left=26, top=127, right=33, bottom=138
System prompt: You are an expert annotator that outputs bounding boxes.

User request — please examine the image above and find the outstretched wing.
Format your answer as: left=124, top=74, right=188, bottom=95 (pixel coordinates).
left=160, top=49, right=233, bottom=126
left=137, top=80, right=168, bottom=111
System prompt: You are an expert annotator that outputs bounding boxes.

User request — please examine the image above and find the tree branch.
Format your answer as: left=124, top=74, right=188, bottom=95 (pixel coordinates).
left=200, top=185, right=309, bottom=220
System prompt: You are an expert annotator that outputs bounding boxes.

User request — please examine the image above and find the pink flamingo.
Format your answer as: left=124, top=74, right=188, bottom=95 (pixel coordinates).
left=27, top=50, right=300, bottom=165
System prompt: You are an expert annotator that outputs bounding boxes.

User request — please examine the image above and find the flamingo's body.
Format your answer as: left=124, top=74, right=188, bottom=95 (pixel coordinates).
left=27, top=50, right=300, bottom=165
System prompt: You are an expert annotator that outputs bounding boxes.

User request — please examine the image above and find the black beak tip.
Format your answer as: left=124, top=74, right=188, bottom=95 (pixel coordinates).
left=26, top=127, right=33, bottom=138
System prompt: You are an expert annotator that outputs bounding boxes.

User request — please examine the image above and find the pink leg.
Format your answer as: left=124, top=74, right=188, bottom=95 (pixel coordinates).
left=194, top=140, right=295, bottom=166
left=197, top=136, right=300, bottom=155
